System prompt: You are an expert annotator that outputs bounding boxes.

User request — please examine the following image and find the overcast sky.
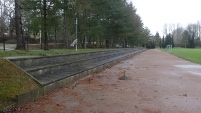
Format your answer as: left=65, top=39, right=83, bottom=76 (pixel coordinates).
left=131, top=0, right=201, bottom=35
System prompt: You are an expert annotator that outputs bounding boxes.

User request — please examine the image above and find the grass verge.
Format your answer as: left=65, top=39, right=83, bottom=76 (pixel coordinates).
left=164, top=48, right=201, bottom=64
left=0, top=59, right=40, bottom=111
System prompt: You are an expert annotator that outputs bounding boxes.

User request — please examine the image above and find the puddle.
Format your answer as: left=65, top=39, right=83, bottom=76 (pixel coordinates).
left=189, top=71, right=201, bottom=76
left=175, top=65, right=201, bottom=76
left=175, top=65, right=201, bottom=69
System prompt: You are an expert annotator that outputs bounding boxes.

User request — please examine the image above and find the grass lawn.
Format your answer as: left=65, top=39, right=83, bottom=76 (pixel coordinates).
left=166, top=48, right=201, bottom=64
left=0, top=59, right=40, bottom=111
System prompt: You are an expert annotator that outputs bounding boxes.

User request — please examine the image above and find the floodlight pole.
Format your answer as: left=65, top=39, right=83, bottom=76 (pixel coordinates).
left=75, top=18, right=78, bottom=51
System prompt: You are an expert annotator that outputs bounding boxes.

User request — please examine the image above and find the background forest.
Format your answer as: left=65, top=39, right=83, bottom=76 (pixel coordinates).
left=0, top=0, right=151, bottom=50
left=146, top=22, right=201, bottom=49
left=162, top=23, right=201, bottom=48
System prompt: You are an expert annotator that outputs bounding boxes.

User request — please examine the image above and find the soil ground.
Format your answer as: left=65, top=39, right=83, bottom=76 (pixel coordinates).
left=12, top=49, right=201, bottom=113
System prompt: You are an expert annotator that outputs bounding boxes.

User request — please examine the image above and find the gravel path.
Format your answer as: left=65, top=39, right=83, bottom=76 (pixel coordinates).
left=0, top=44, right=16, bottom=51
left=13, top=49, right=201, bottom=113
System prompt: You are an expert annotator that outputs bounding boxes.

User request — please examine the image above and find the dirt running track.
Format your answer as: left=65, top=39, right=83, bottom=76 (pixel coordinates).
left=12, top=49, right=201, bottom=113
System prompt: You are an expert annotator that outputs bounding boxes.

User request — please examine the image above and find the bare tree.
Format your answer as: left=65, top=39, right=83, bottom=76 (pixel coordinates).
left=163, top=24, right=168, bottom=36
left=0, top=0, right=15, bottom=37
left=168, top=24, right=174, bottom=34
left=172, top=23, right=184, bottom=46
left=0, top=0, right=7, bottom=37
left=197, top=21, right=201, bottom=39
left=187, top=24, right=197, bottom=37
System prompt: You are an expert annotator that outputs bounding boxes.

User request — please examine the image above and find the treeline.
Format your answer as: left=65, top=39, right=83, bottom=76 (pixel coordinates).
left=161, top=22, right=201, bottom=48
left=0, top=0, right=151, bottom=50
left=160, top=34, right=174, bottom=48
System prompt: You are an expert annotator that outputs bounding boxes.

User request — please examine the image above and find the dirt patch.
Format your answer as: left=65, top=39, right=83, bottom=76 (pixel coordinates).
left=11, top=49, right=201, bottom=113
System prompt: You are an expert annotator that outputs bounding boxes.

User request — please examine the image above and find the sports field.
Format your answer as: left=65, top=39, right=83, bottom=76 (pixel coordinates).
left=168, top=48, right=201, bottom=64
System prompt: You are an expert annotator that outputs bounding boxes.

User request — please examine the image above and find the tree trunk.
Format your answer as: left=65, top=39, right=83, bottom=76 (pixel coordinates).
left=43, top=0, right=48, bottom=50
left=54, top=28, right=57, bottom=44
left=15, top=0, right=25, bottom=50
left=63, top=0, right=68, bottom=49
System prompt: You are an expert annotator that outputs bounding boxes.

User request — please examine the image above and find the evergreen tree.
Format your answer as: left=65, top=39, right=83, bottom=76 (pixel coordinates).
left=182, top=30, right=189, bottom=47
left=191, top=33, right=195, bottom=48
left=15, top=0, right=26, bottom=50
left=187, top=32, right=195, bottom=48
left=17, top=0, right=150, bottom=49
left=22, top=0, right=63, bottom=50
left=171, top=36, right=174, bottom=48
left=162, top=36, right=165, bottom=48
left=154, top=32, right=161, bottom=47
left=165, top=33, right=172, bottom=46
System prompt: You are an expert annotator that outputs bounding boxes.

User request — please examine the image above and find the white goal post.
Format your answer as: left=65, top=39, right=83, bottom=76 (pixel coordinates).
left=166, top=45, right=172, bottom=51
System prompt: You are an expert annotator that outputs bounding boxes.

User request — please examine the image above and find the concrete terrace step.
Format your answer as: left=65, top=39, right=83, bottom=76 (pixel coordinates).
left=13, top=50, right=128, bottom=74
left=33, top=52, right=132, bottom=85
left=8, top=50, right=121, bottom=68
left=6, top=48, right=145, bottom=86
left=22, top=50, right=125, bottom=72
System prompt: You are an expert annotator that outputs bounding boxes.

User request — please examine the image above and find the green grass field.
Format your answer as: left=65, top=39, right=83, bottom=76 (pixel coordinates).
left=167, top=48, right=201, bottom=64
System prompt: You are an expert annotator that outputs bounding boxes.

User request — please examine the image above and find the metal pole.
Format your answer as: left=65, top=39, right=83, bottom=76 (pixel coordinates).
left=84, top=34, right=86, bottom=49
left=75, top=18, right=78, bottom=51
left=3, top=34, right=5, bottom=51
